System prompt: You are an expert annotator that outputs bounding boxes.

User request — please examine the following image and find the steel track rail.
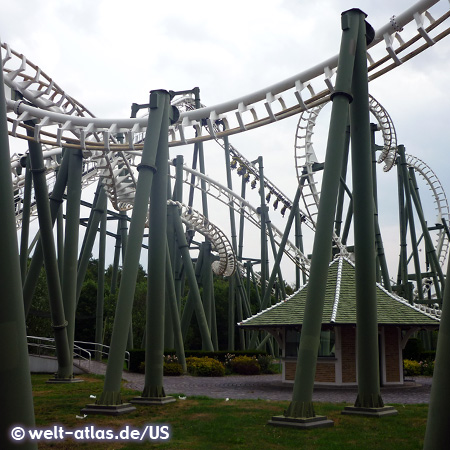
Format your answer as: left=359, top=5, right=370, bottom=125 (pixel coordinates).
left=2, top=0, right=449, bottom=151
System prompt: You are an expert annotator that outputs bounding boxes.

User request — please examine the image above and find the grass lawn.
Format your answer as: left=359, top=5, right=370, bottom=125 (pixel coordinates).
left=28, top=374, right=427, bottom=449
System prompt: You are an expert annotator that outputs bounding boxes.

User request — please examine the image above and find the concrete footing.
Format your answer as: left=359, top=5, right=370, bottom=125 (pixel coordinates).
left=80, top=403, right=136, bottom=416
left=130, top=396, right=176, bottom=405
left=268, top=414, right=334, bottom=429
left=46, top=377, right=84, bottom=384
left=342, top=405, right=398, bottom=417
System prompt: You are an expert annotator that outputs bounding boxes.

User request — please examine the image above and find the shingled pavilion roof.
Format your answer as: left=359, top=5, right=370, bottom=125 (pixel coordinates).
left=239, top=257, right=441, bottom=329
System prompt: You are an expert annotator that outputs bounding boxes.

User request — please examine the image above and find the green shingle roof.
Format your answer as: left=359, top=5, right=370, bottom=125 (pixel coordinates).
left=239, top=257, right=440, bottom=328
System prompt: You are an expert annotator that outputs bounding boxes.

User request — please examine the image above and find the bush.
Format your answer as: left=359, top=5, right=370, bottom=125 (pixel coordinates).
left=419, top=359, right=434, bottom=376
left=186, top=357, right=225, bottom=377
left=164, top=362, right=184, bottom=376
left=403, top=359, right=421, bottom=376
left=256, top=355, right=275, bottom=374
left=230, top=356, right=261, bottom=375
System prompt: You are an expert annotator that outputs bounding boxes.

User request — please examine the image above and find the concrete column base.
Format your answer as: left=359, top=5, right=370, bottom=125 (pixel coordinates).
left=342, top=405, right=398, bottom=417
left=46, top=377, right=84, bottom=384
left=130, top=396, right=176, bottom=405
left=80, top=403, right=136, bottom=416
left=268, top=415, right=334, bottom=429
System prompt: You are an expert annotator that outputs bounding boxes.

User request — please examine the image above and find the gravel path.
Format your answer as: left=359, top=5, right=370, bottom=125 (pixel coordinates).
left=88, top=361, right=431, bottom=404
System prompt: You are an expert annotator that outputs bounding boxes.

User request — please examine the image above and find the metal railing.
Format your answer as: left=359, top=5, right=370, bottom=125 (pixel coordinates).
left=27, top=336, right=131, bottom=372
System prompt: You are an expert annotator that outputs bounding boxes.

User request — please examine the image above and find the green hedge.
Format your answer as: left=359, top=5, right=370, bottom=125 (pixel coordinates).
left=128, top=349, right=269, bottom=373
left=230, top=356, right=261, bottom=375
left=186, top=357, right=225, bottom=377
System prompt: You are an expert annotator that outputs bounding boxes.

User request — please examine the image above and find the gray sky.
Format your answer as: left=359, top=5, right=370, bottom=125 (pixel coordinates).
left=2, top=0, right=450, bottom=284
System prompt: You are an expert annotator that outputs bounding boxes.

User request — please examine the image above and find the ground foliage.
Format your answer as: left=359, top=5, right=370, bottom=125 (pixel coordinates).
left=30, top=373, right=428, bottom=450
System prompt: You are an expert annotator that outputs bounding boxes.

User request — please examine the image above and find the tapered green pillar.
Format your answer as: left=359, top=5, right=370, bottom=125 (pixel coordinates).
left=342, top=10, right=396, bottom=417
left=172, top=204, right=214, bottom=351
left=0, top=51, right=37, bottom=450
left=62, top=148, right=83, bottom=377
left=82, top=90, right=172, bottom=415
left=96, top=205, right=107, bottom=361
left=269, top=9, right=362, bottom=429
left=19, top=155, right=32, bottom=284
left=26, top=132, right=73, bottom=382
left=424, top=257, right=450, bottom=448
left=76, top=183, right=107, bottom=303
left=165, top=240, right=187, bottom=372
left=131, top=90, right=175, bottom=405
left=23, top=148, right=70, bottom=317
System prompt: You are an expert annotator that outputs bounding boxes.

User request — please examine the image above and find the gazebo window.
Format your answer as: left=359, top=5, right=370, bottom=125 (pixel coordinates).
left=285, top=329, right=335, bottom=357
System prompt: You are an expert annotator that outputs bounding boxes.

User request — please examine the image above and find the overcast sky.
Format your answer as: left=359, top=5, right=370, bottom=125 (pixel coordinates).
left=2, top=0, right=450, bottom=284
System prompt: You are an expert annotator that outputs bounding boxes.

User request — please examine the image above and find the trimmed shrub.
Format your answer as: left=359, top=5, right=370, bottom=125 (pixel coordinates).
left=186, top=357, right=225, bottom=377
left=419, top=359, right=434, bottom=376
left=230, top=356, right=261, bottom=375
left=164, top=362, right=184, bottom=376
left=179, top=350, right=269, bottom=363
left=403, top=359, right=421, bottom=376
left=256, top=355, right=275, bottom=374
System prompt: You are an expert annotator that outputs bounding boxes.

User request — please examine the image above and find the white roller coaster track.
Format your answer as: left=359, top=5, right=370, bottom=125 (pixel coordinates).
left=2, top=0, right=449, bottom=151
left=4, top=0, right=450, bottom=277
left=293, top=96, right=450, bottom=269
left=294, top=94, right=398, bottom=224
left=11, top=146, right=310, bottom=274
left=406, top=154, right=450, bottom=267
left=170, top=200, right=236, bottom=277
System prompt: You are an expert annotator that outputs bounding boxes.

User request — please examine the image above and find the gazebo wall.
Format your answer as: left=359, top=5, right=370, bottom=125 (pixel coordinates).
left=281, top=325, right=403, bottom=386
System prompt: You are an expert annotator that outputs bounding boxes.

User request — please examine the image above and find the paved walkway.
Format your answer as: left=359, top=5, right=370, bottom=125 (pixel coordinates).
left=88, top=361, right=431, bottom=404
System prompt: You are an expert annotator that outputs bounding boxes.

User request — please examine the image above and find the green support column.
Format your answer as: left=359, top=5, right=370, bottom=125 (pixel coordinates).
left=224, top=136, right=239, bottom=252
left=374, top=203, right=392, bottom=292
left=334, top=126, right=351, bottom=237
left=62, top=148, right=83, bottom=378
left=228, top=273, right=236, bottom=351
left=23, top=149, right=69, bottom=316
left=173, top=155, right=185, bottom=311
left=110, top=221, right=121, bottom=295
left=257, top=157, right=268, bottom=299
left=194, top=87, right=209, bottom=218
left=76, top=184, right=107, bottom=303
left=132, top=91, right=175, bottom=405
left=83, top=90, right=172, bottom=415
left=119, top=211, right=134, bottom=351
left=260, top=185, right=303, bottom=311
left=398, top=145, right=423, bottom=301
left=26, top=131, right=73, bottom=382
left=269, top=9, right=362, bottom=429
left=164, top=240, right=187, bottom=372
left=408, top=174, right=445, bottom=295
left=396, top=156, right=410, bottom=300
left=266, top=223, right=287, bottom=299
left=423, top=257, right=450, bottom=448
left=0, top=53, right=37, bottom=449
left=342, top=10, right=396, bottom=416
left=96, top=204, right=107, bottom=362
left=19, top=155, right=32, bottom=284
left=172, top=204, right=214, bottom=351
left=165, top=206, right=176, bottom=350
left=56, top=192, right=64, bottom=284
left=201, top=243, right=212, bottom=330
left=238, top=174, right=247, bottom=261
left=251, top=185, right=303, bottom=349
